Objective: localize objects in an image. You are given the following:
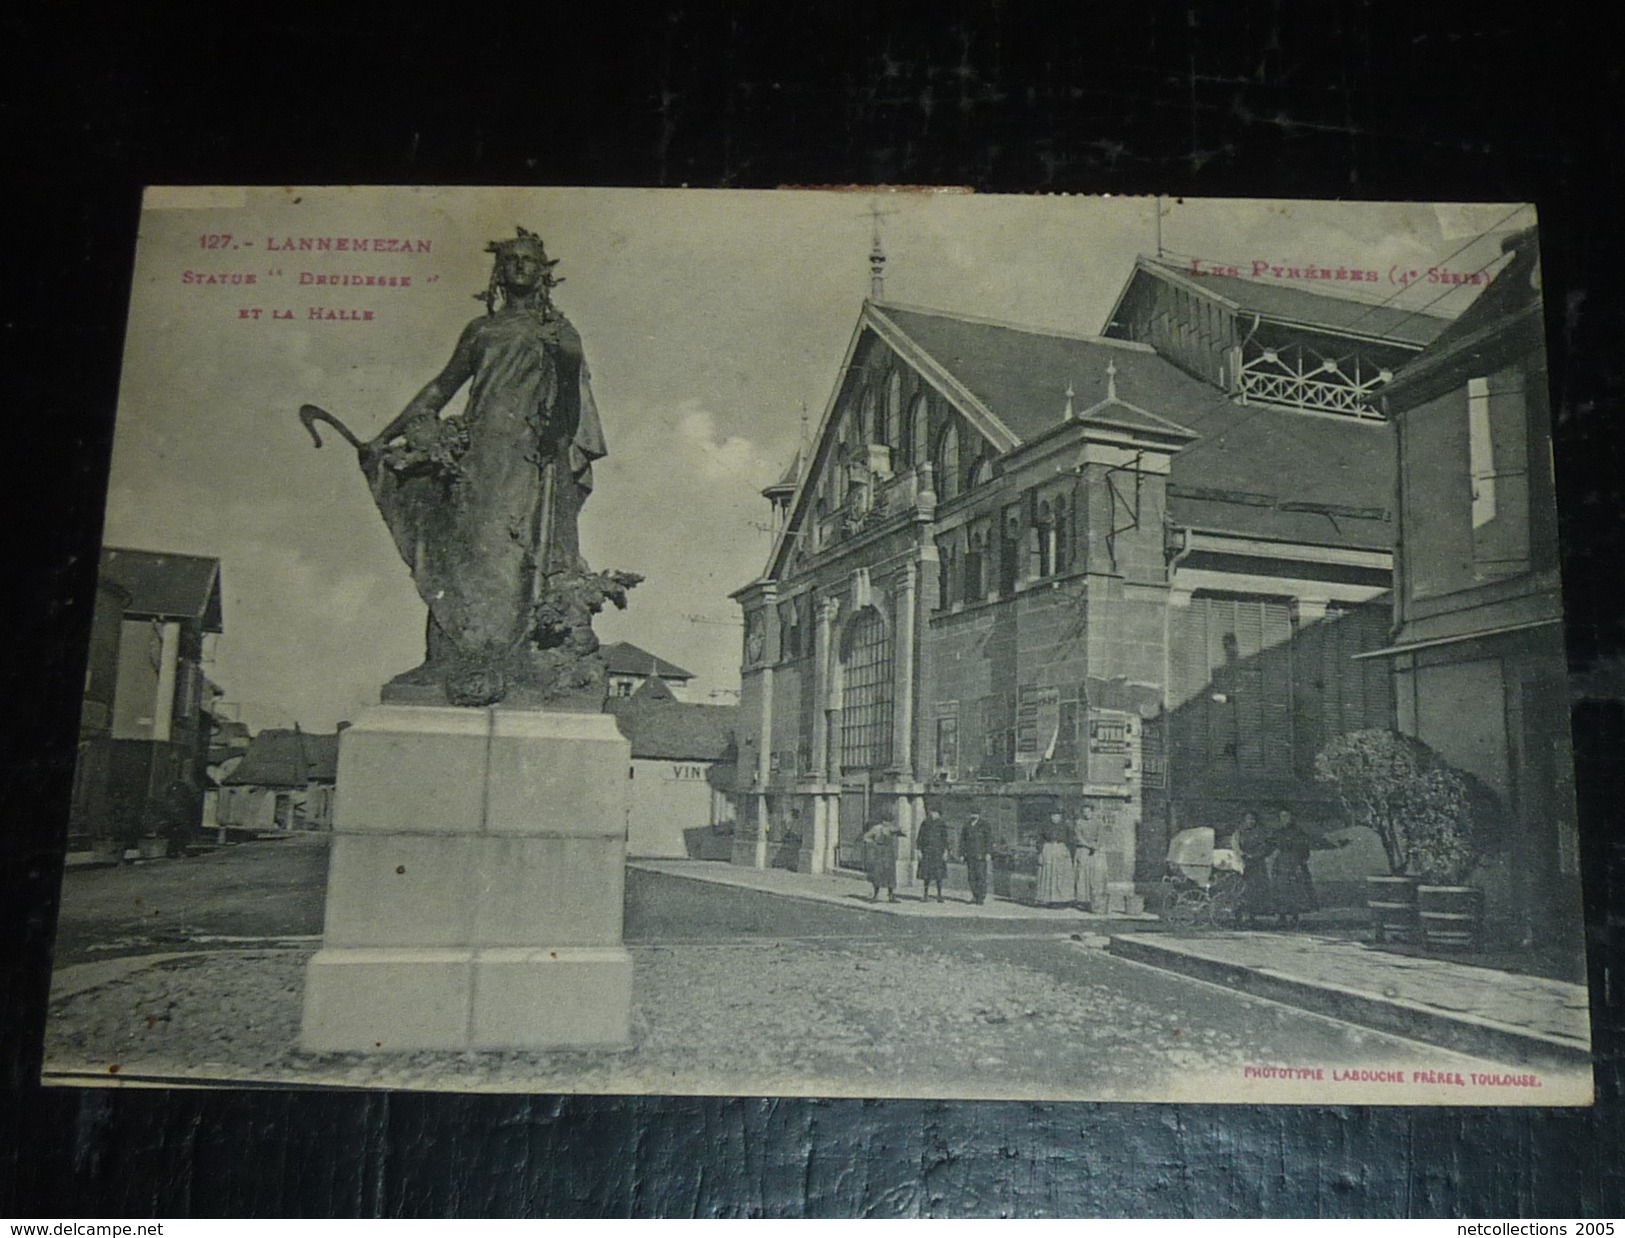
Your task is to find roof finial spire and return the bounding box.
[1063,381,1076,420]
[865,199,897,301]
[868,205,887,300]
[1106,359,1118,401]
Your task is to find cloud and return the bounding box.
[581,396,779,696]
[676,404,777,484]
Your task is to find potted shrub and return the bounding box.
[1314,730,1434,941]
[1313,729,1499,946]
[1408,766,1503,951]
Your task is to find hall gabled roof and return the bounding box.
[758,294,1400,581]
[873,304,1212,444]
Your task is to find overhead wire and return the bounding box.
[760,206,1533,550]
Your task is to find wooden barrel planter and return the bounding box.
[1366,875,1421,942]
[1417,885,1485,951]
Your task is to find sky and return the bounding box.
[101,188,1532,732]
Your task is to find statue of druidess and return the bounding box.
[300,228,639,706]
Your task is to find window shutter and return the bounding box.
[1233,602,1264,770]
[1260,601,1294,773]
[1204,598,1238,768]
[1357,604,1395,728]
[1169,600,1198,765]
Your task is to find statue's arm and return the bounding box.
[373,321,479,443]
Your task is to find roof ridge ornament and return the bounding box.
[869,223,887,300]
[865,200,898,301]
[1064,381,1076,421]
[1106,358,1119,402]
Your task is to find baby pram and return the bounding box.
[1159,827,1245,929]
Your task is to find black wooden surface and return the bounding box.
[2,3,1621,1217]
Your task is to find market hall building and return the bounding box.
[729,255,1454,897]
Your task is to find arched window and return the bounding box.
[999,507,1022,595]
[884,371,903,449]
[859,388,877,446]
[937,421,961,501]
[971,453,995,488]
[937,541,957,610]
[1035,499,1054,577]
[964,528,986,604]
[832,411,854,507]
[779,598,803,660]
[1051,495,1069,574]
[910,393,931,470]
[840,608,894,770]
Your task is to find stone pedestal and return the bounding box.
[300,705,633,1053]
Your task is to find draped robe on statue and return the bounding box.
[364,308,607,666]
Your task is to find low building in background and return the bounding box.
[217,725,342,833]
[85,548,224,850]
[200,715,253,834]
[602,641,697,701]
[604,675,738,858]
[68,575,132,850]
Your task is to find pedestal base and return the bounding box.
[298,704,633,1055]
[301,945,633,1052]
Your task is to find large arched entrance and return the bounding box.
[834,605,894,868]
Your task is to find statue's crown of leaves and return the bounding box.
[486,226,561,269]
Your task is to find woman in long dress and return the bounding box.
[1035,812,1074,907]
[1233,811,1275,928]
[862,819,903,903]
[1271,808,1349,928]
[1071,811,1111,912]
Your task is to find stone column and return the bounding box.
[300,705,632,1052]
[747,666,773,870]
[812,598,837,782]
[892,563,917,778]
[752,790,771,868]
[892,792,921,891]
[800,791,832,875]
[823,791,841,873]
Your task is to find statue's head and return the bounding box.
[480,227,562,311]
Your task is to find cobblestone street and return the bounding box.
[43,843,1527,1101]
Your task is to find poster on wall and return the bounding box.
[46,186,1590,1104]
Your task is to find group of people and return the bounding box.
[857,803,1343,923]
[1228,808,1350,929]
[860,807,1118,909]
[859,809,997,905]
[1035,810,1114,911]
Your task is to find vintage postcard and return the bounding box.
[45,187,1591,1104]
